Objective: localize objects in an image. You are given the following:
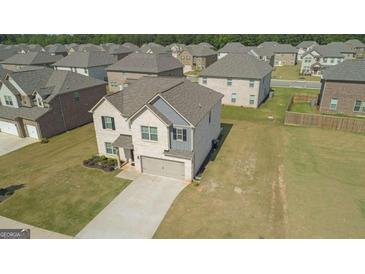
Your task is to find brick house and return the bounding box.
[178,45,217,72]
[318,59,365,116]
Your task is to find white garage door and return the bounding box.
[0,121,19,136]
[26,125,39,139]
[141,156,185,180]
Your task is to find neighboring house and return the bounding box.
[178,45,217,72]
[296,41,318,61]
[0,48,17,62]
[0,67,106,139]
[1,52,62,71]
[251,43,297,66]
[198,42,215,49]
[106,52,183,93]
[65,43,79,53]
[249,46,274,64]
[69,43,104,53]
[345,39,365,58]
[122,42,140,52]
[140,43,171,55]
[300,46,345,76]
[16,44,45,54]
[102,44,133,61]
[0,66,10,80]
[199,54,272,108]
[217,42,249,59]
[45,44,68,57]
[90,77,223,181]
[53,51,115,81]
[167,43,185,58]
[318,59,365,116]
[326,42,356,60]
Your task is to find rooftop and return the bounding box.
[53,51,115,68]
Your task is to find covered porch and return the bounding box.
[112,134,135,168]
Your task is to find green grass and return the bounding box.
[154,87,365,238]
[0,124,131,236]
[272,64,320,81]
[290,102,316,113]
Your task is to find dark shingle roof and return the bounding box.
[185,45,217,57]
[53,51,115,68]
[198,42,214,49]
[218,42,248,54]
[272,44,297,54]
[45,44,67,54]
[122,43,140,51]
[105,44,133,55]
[0,49,17,61]
[141,43,170,54]
[105,77,223,126]
[106,52,182,73]
[112,134,134,149]
[322,59,365,82]
[0,105,49,120]
[346,39,365,49]
[1,52,62,65]
[258,41,279,48]
[303,46,344,58]
[296,41,318,49]
[0,65,10,80]
[326,42,356,54]
[77,44,104,52]
[200,53,272,79]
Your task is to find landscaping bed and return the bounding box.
[83,155,119,172]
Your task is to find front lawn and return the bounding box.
[0,124,130,236]
[154,87,365,238]
[272,64,320,82]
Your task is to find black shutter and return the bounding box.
[173,128,177,140]
[183,129,187,141]
[101,116,106,129]
[111,117,115,130]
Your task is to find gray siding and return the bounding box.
[153,98,192,151]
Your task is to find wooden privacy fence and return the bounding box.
[285,95,365,133]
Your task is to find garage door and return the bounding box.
[0,121,19,136]
[26,125,39,139]
[141,156,185,180]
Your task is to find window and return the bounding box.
[227,78,232,86]
[304,57,311,63]
[323,58,327,63]
[249,80,255,88]
[354,100,365,112]
[231,92,237,103]
[4,95,13,106]
[173,128,187,142]
[202,77,207,85]
[249,95,255,105]
[141,126,158,141]
[73,91,80,102]
[105,142,118,154]
[102,116,115,130]
[123,83,129,88]
[330,98,338,110]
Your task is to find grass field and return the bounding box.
[272,64,320,81]
[154,87,365,238]
[290,102,316,113]
[0,124,130,236]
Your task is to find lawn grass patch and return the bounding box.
[272,64,320,81]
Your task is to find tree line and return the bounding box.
[1,34,364,49]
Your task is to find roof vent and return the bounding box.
[199,103,202,108]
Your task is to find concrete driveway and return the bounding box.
[0,133,38,156]
[76,174,188,239]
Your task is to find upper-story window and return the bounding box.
[102,116,115,130]
[202,77,207,85]
[330,98,338,110]
[330,58,334,64]
[227,78,232,86]
[173,127,187,142]
[4,95,13,106]
[110,81,119,87]
[304,57,311,63]
[231,92,237,103]
[323,58,327,63]
[249,95,256,105]
[73,91,80,102]
[249,80,255,88]
[141,126,158,141]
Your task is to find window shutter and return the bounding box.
[111,117,115,130]
[173,128,177,140]
[183,129,187,141]
[101,116,106,129]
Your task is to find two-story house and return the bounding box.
[251,43,297,66]
[178,45,217,72]
[300,46,345,76]
[45,44,68,57]
[0,67,106,139]
[106,52,183,93]
[296,41,318,61]
[318,59,365,116]
[53,51,116,81]
[140,43,171,55]
[326,42,356,60]
[90,77,223,181]
[345,39,365,58]
[1,52,62,71]
[199,54,272,108]
[101,44,133,61]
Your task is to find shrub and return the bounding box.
[40,138,49,144]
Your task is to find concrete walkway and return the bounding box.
[0,216,72,239]
[76,174,188,239]
[0,133,38,156]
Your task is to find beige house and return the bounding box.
[199,54,272,108]
[106,53,183,93]
[90,77,223,181]
[178,45,217,72]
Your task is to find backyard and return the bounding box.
[0,124,131,236]
[272,64,320,81]
[154,87,365,238]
